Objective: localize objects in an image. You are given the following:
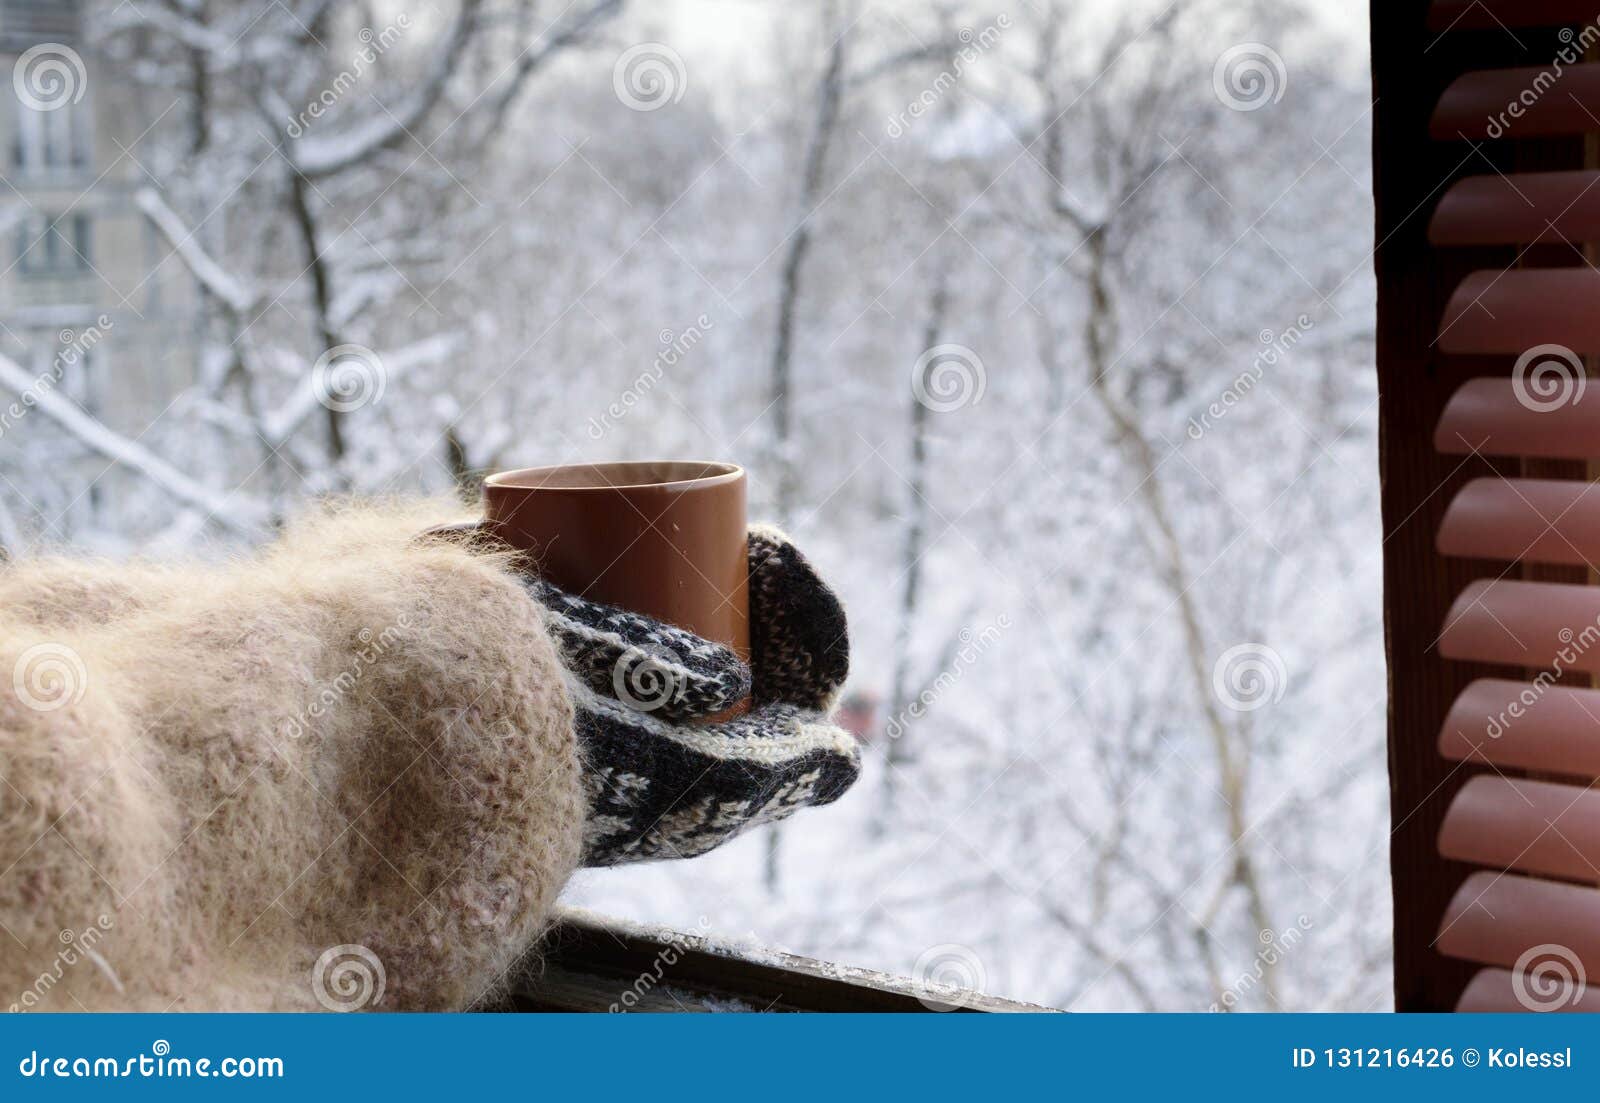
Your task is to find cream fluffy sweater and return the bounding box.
[0,504,585,1011]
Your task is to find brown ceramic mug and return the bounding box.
[482,461,750,663]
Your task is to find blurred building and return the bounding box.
[0,0,201,532]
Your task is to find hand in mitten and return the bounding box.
[528,526,860,866]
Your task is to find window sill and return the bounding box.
[494,908,1052,1013]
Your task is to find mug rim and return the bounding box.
[485,460,743,493]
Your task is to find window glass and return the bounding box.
[17,213,91,275]
[11,99,88,174]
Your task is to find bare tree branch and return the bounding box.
[0,354,269,535]
[135,188,258,315]
[290,0,484,178]
[478,0,626,135]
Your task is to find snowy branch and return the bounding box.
[290,0,484,179]
[0,354,269,535]
[257,333,462,447]
[479,0,626,131]
[846,42,959,89]
[135,188,258,315]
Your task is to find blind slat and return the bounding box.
[1433,65,1600,139]
[1456,968,1597,1012]
[1436,378,1600,458]
[1439,269,1600,354]
[1439,775,1600,882]
[1438,477,1600,564]
[1439,579,1600,671]
[1431,171,1600,245]
[1440,678,1600,778]
[1438,872,1600,975]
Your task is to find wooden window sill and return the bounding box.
[491,908,1051,1013]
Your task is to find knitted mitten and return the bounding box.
[529,525,860,866]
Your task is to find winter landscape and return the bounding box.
[0,0,1384,1010]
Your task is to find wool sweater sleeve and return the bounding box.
[0,503,585,1011]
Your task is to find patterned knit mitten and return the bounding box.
[530,525,860,866]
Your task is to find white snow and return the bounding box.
[6,0,1386,1012]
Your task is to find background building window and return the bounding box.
[17,212,91,276]
[0,0,82,50]
[11,99,89,176]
